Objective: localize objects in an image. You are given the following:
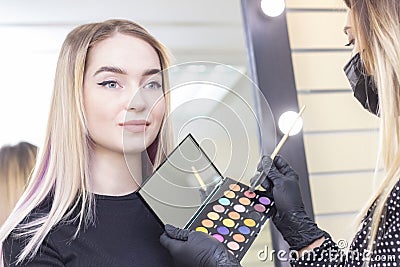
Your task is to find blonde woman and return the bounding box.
[251,0,400,266]
[0,142,37,225]
[0,19,240,267]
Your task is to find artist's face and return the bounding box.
[83,33,165,154]
[343,10,360,56]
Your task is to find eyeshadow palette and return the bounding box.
[186,177,275,260]
[138,133,275,261]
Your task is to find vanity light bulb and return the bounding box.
[278,111,303,136]
[261,0,285,17]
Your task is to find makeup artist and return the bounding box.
[0,19,240,267]
[251,0,400,266]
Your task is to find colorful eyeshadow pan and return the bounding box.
[213,234,224,242]
[233,234,245,243]
[222,218,235,227]
[217,226,230,235]
[238,197,251,206]
[218,198,230,206]
[244,218,256,227]
[213,204,225,213]
[244,190,256,199]
[188,177,274,261]
[207,212,220,220]
[228,211,240,220]
[224,190,236,198]
[202,219,214,228]
[259,196,271,205]
[238,225,251,235]
[196,226,208,233]
[229,184,241,192]
[233,204,246,213]
[227,241,240,251]
[254,203,266,213]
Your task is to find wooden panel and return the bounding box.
[316,213,358,243]
[310,172,375,215]
[287,0,367,250]
[286,0,345,9]
[304,132,379,173]
[287,12,347,49]
[298,93,380,132]
[292,52,353,90]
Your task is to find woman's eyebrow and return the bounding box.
[93,66,127,76]
[142,68,162,77]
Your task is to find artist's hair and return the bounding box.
[344,0,400,256]
[0,19,173,264]
[0,142,38,225]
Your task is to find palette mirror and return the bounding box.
[139,133,225,228]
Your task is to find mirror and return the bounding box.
[0,1,276,266]
[139,134,224,228]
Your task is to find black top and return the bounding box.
[3,192,174,267]
[291,179,400,266]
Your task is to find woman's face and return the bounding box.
[344,10,360,56]
[83,33,165,154]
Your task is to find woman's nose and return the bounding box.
[126,88,146,112]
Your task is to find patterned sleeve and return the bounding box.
[290,236,345,266]
[289,181,400,266]
[290,212,400,266]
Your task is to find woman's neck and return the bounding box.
[89,145,142,196]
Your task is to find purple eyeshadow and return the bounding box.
[217,226,230,235]
[259,196,271,205]
[238,225,251,235]
[212,234,224,242]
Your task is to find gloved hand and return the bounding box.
[250,155,328,251]
[160,224,241,267]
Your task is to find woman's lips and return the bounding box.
[119,120,150,133]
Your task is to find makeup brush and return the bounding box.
[249,105,306,192]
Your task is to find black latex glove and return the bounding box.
[160,224,241,267]
[250,155,328,251]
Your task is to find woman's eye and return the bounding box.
[144,81,162,90]
[97,80,121,89]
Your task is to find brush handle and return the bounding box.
[249,105,306,192]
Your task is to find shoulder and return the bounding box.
[2,197,65,266]
[3,231,63,266]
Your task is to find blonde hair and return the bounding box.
[345,0,400,257]
[0,19,173,264]
[0,142,37,225]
